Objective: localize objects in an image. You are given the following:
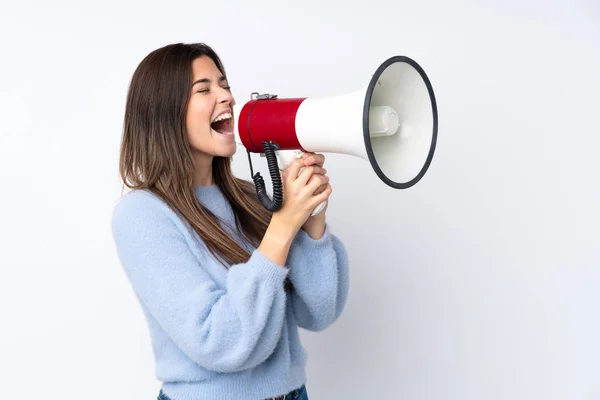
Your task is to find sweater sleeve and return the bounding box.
[286,225,350,331]
[110,191,289,373]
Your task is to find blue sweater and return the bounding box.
[111,184,350,400]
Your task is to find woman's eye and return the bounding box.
[196,86,230,94]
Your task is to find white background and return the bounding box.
[1,0,599,399]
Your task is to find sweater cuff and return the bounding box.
[293,224,333,249]
[249,249,290,282]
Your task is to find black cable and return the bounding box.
[249,141,283,212]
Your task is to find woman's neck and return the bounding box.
[193,154,214,186]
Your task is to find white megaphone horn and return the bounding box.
[232,55,438,215]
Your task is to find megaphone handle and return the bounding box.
[276,150,328,217]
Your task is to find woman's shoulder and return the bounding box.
[112,188,166,213]
[111,189,182,233]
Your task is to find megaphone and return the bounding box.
[232,55,438,215]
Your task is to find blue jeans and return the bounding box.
[157,384,308,400]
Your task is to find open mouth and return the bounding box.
[211,112,233,135]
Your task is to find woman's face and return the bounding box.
[186,56,236,162]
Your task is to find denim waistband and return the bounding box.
[157,384,305,400]
[268,384,304,400]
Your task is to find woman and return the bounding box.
[111,42,350,400]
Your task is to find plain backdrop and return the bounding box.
[1,0,598,399]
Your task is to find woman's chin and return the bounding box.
[209,129,236,154]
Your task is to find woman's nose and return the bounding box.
[218,88,234,104]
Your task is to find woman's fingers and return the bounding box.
[313,182,329,195]
[285,158,304,185]
[282,154,330,203]
[311,183,332,206]
[305,172,329,195]
[296,165,327,185]
[302,152,325,168]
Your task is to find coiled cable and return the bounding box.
[249,141,283,212]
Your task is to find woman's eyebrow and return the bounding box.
[192,76,227,87]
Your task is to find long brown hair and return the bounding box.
[119,42,273,267]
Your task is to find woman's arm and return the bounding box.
[283,152,350,331]
[286,224,350,331]
[111,191,290,373]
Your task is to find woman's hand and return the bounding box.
[300,152,329,195]
[259,152,331,266]
[298,152,330,239]
[272,154,332,238]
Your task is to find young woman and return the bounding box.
[111,42,350,400]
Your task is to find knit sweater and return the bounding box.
[110,184,350,400]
